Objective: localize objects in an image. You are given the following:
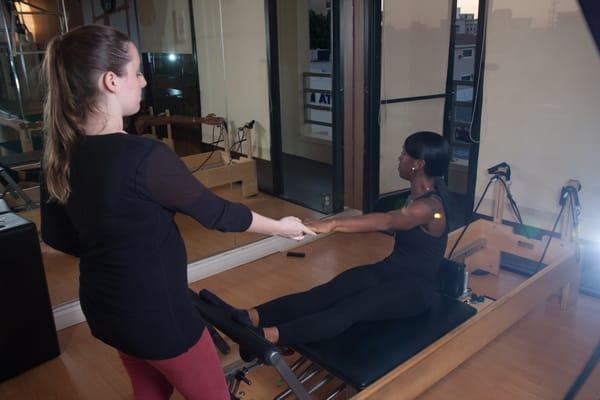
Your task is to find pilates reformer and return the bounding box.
[190,260,477,400]
[189,168,582,399]
[134,109,258,197]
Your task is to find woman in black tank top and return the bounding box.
[202,132,451,349]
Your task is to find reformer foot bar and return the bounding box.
[189,291,315,400]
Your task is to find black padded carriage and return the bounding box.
[190,259,477,399]
[293,293,476,390]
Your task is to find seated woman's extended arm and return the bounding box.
[307,199,437,234]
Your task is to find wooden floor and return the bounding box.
[19,184,322,307]
[1,231,598,399]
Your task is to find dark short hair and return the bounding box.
[404,131,450,177]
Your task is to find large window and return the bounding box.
[365,0,453,211]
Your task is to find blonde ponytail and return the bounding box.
[42,35,81,203]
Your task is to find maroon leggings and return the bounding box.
[119,328,229,400]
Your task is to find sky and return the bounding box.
[459,0,479,18]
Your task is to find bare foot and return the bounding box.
[263,327,279,344]
[248,308,260,327]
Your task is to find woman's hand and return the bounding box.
[304,219,336,234]
[277,216,316,240]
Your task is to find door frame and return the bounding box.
[264,0,344,213]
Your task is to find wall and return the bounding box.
[476,0,600,241]
[81,0,140,46]
[192,0,271,160]
[136,0,190,53]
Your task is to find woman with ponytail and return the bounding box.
[40,25,313,400]
[200,132,451,350]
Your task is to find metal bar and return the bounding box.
[274,364,321,400]
[289,356,308,373]
[14,50,45,55]
[296,364,319,382]
[14,11,60,16]
[303,71,332,78]
[59,0,69,32]
[381,93,446,105]
[306,119,332,127]
[0,2,25,119]
[272,358,313,400]
[18,45,30,94]
[229,378,241,398]
[307,374,333,394]
[324,383,347,400]
[331,0,343,213]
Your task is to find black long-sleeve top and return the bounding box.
[41,133,253,359]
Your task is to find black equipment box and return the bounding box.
[0,212,60,382]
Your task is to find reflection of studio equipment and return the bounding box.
[0,213,59,382]
[0,151,42,211]
[0,161,34,208]
[0,117,43,211]
[136,110,258,198]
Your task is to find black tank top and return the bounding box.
[384,191,448,285]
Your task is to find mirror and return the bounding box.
[0,0,325,309]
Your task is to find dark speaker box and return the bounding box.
[0,212,60,382]
[437,258,467,298]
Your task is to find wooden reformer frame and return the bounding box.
[350,178,582,399]
[135,109,258,198]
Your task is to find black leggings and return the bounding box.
[255,262,432,345]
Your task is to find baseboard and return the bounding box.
[53,301,87,331]
[53,208,362,331]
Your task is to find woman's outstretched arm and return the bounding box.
[306,199,438,234]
